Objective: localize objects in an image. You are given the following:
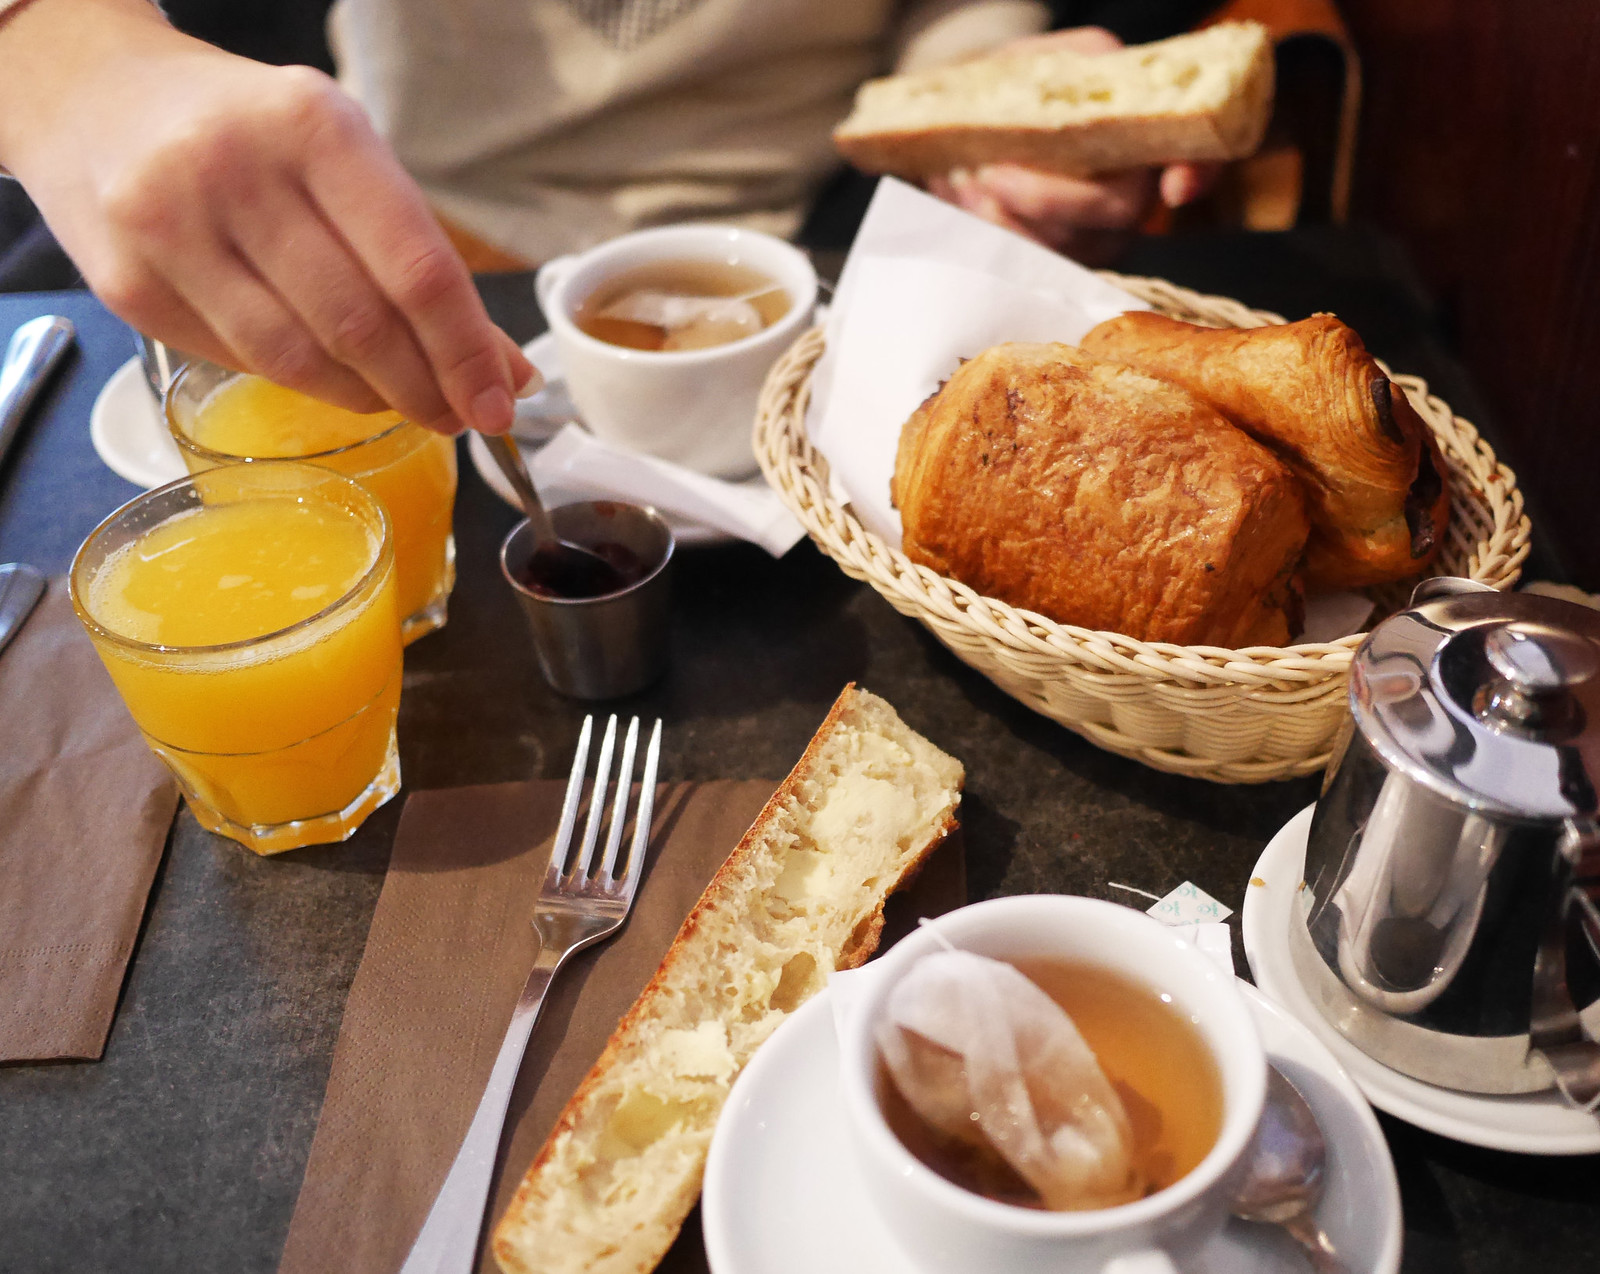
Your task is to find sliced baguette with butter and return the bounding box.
[834,21,1273,180]
[491,685,964,1274]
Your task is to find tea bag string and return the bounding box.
[916,915,959,953]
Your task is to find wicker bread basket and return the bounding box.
[754,274,1531,783]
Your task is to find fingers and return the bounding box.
[162,243,389,414]
[1160,162,1223,208]
[932,170,1036,239]
[229,180,460,427]
[294,82,519,435]
[498,329,540,401]
[94,166,388,413]
[970,164,1156,233]
[930,162,1161,264]
[995,25,1123,57]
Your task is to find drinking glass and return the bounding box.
[70,462,404,854]
[165,360,457,643]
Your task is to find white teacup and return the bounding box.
[836,896,1266,1274]
[535,225,818,480]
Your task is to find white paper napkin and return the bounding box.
[527,424,807,558]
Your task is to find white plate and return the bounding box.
[703,981,1401,1274]
[90,356,186,489]
[469,332,758,547]
[1243,805,1600,1155]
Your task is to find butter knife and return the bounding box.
[0,562,45,657]
[0,314,75,472]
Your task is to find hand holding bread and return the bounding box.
[835,22,1273,186]
[917,28,1227,255]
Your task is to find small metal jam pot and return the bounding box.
[1291,578,1600,1107]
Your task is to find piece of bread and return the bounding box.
[833,21,1273,180]
[891,342,1309,646]
[1078,311,1452,589]
[491,685,964,1274]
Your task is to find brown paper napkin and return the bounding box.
[0,581,179,1062]
[280,777,964,1274]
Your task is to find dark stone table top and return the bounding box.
[0,231,1593,1274]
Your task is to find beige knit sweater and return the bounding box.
[329,0,1047,262]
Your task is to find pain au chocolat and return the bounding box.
[1078,312,1450,590]
[891,343,1310,647]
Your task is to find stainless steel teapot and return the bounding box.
[1290,578,1600,1107]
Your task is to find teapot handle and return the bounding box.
[1529,820,1600,1111]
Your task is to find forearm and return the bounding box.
[0,0,186,178]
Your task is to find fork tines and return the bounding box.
[548,715,662,892]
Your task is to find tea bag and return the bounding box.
[598,289,765,350]
[876,949,1144,1211]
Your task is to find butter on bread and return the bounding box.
[893,342,1309,647]
[833,21,1273,180]
[491,685,963,1274]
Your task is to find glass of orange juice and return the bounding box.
[165,361,457,644]
[69,462,404,855]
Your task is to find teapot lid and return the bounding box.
[1351,581,1600,822]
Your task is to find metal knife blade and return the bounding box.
[0,561,45,657]
[0,315,76,472]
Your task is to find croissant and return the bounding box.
[892,343,1309,646]
[1078,312,1450,590]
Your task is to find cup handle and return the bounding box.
[1101,1251,1180,1274]
[534,254,577,320]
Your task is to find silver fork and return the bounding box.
[399,713,663,1274]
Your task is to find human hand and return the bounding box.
[925,27,1221,263]
[0,0,534,434]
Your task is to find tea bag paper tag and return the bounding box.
[1148,881,1233,925]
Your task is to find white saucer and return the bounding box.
[703,981,1401,1274]
[1242,805,1600,1155]
[468,332,751,547]
[90,356,186,488]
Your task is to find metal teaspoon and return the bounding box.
[1231,1065,1347,1273]
[483,432,630,597]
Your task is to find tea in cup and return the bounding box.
[535,225,818,479]
[836,895,1266,1274]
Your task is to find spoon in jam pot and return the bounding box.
[1230,1065,1346,1273]
[483,433,631,599]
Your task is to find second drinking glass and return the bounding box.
[165,361,458,643]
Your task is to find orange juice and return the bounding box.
[168,369,457,643]
[72,465,403,854]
